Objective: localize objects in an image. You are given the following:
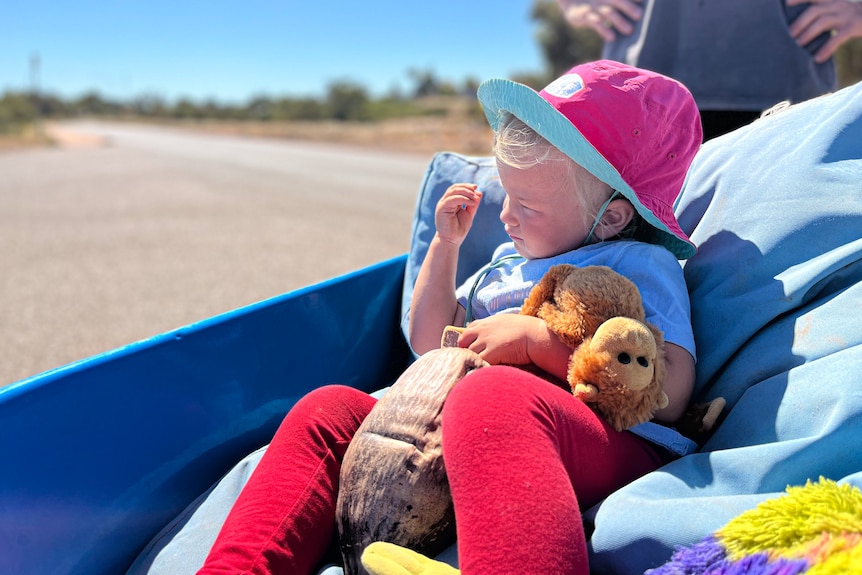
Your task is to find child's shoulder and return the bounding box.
[562,242,687,289]
[565,240,680,268]
[489,240,684,279]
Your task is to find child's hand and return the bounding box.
[434,183,482,247]
[456,314,539,366]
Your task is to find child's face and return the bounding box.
[497,158,598,259]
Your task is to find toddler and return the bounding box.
[198,60,702,575]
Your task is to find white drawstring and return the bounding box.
[583,191,620,246]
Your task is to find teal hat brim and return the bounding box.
[478,78,695,260]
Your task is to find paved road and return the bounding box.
[0,121,433,386]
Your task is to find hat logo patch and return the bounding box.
[544,74,585,99]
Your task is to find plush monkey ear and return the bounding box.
[520,264,565,316]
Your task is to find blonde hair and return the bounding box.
[493,113,638,241]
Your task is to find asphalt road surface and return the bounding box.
[0,121,433,386]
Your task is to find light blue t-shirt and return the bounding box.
[455,240,700,455]
[456,240,696,359]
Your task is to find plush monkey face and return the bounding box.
[591,317,656,391]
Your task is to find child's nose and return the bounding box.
[499,197,515,226]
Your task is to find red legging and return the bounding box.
[198,367,665,574]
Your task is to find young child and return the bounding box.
[197,60,702,575]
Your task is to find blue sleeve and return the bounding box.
[611,244,696,360]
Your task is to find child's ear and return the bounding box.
[594,199,635,240]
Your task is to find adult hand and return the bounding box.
[556,0,644,42]
[787,0,862,62]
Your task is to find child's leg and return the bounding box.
[441,366,665,574]
[198,384,376,575]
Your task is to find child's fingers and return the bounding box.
[440,186,482,212]
[435,184,483,242]
[443,183,482,201]
[441,195,481,214]
[448,182,477,192]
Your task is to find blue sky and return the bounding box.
[1,0,545,104]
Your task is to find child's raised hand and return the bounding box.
[434,183,483,246]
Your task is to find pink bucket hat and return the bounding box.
[478,59,702,259]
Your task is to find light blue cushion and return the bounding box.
[586,82,862,573]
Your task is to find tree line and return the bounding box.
[0,71,483,134]
[3,0,862,135]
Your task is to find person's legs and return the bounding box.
[441,366,665,574]
[198,385,376,575]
